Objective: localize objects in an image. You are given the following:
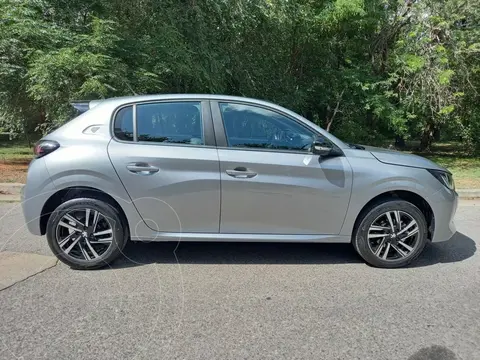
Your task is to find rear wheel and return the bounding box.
[353,200,428,268]
[46,198,128,270]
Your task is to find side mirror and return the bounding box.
[312,141,333,156]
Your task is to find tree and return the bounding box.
[0,0,478,152]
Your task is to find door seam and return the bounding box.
[106,138,147,224]
[338,156,355,235]
[217,148,222,233]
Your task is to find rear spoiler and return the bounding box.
[71,100,103,114]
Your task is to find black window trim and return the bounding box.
[132,103,138,142]
[210,100,339,155]
[111,99,216,148]
[112,104,135,142]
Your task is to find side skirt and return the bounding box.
[131,232,351,243]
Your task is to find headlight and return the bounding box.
[427,169,455,191]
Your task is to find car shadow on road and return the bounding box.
[111,232,476,269]
[411,231,477,268]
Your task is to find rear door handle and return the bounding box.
[226,167,257,179]
[126,163,159,175]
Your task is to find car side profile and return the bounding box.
[22,94,458,269]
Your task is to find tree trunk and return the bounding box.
[324,89,345,133]
[420,124,435,151]
[24,126,31,147]
[395,135,405,149]
[326,119,333,132]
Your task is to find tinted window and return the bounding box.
[219,103,316,152]
[114,106,134,141]
[137,102,204,145]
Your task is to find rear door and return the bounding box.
[108,100,220,233]
[211,101,353,235]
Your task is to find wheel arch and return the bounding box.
[40,186,130,236]
[352,190,435,241]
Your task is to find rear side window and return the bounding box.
[114,106,134,141]
[136,102,204,145]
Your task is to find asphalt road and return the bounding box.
[0,201,479,360]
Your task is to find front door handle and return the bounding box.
[126,163,159,175]
[226,167,257,179]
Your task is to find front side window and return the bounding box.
[219,103,316,152]
[136,102,204,145]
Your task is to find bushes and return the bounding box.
[0,0,479,152]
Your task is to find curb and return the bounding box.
[457,189,480,199]
[0,183,23,194]
[0,183,23,202]
[0,195,21,202]
[0,252,58,291]
[0,183,479,201]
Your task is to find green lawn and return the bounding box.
[0,138,33,183]
[407,141,480,189]
[0,139,478,188]
[0,143,33,161]
[0,135,35,160]
[423,156,480,189]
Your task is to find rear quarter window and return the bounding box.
[114,106,134,141]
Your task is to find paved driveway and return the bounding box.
[0,202,478,360]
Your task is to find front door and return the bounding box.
[108,100,220,233]
[213,102,352,235]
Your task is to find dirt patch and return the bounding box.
[455,178,480,189]
[0,158,31,166]
[0,162,28,183]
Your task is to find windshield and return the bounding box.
[297,114,349,149]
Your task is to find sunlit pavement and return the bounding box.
[0,201,478,360]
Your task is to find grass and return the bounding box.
[0,138,478,188]
[0,139,33,183]
[0,145,34,160]
[0,135,35,159]
[404,141,480,189]
[423,156,480,189]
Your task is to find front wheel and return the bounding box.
[353,200,428,268]
[46,198,128,270]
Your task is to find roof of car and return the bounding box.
[89,94,278,109]
[52,93,348,150]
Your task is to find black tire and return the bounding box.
[352,199,428,268]
[46,197,128,270]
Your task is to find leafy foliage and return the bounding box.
[0,0,479,152]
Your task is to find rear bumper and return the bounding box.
[21,158,57,236]
[430,189,458,243]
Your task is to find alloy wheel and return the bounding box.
[55,208,113,261]
[367,210,420,261]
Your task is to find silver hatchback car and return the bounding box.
[22,94,458,269]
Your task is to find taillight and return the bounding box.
[33,140,60,158]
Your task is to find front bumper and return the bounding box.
[430,189,458,242]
